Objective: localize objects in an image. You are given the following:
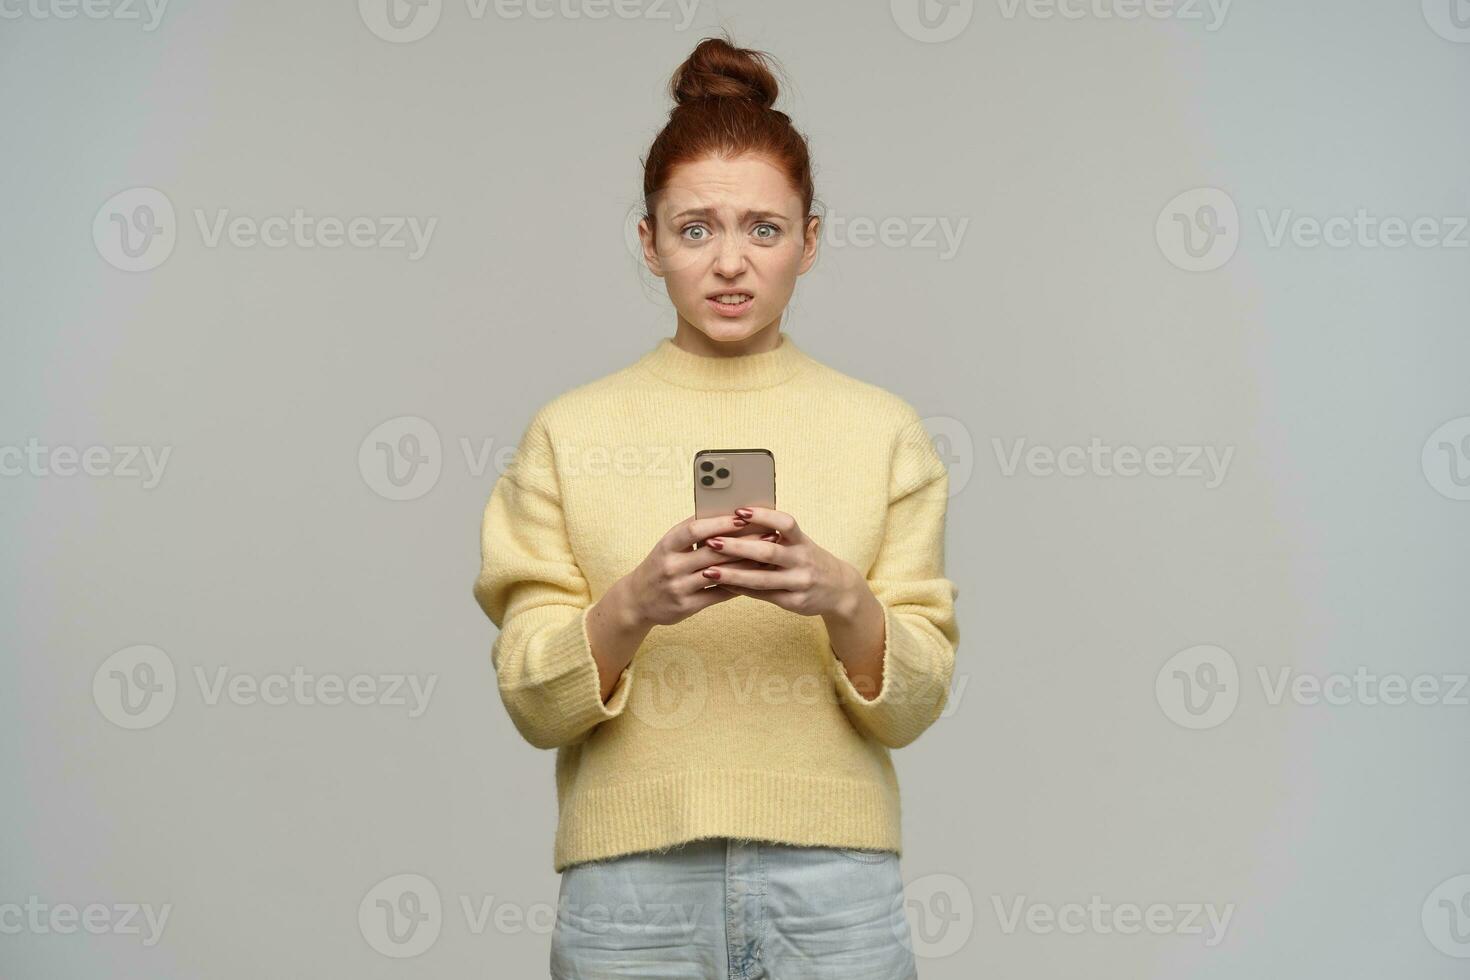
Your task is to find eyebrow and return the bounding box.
[669,207,787,223]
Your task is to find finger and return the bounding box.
[672,512,761,552]
[732,506,802,542]
[689,578,740,607]
[700,534,795,568]
[699,563,803,590]
[669,545,752,578]
[676,557,767,595]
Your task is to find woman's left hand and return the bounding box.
[698,506,861,617]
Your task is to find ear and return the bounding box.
[638,217,665,279]
[798,214,820,275]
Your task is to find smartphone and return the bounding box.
[692,448,775,552]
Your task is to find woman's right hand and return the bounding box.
[586,512,769,704]
[619,512,768,628]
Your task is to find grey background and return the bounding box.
[3,0,1468,976]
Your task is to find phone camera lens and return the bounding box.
[700,461,713,472]
[715,467,729,478]
[700,475,714,486]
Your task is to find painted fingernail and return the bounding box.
[735,508,753,519]
[707,537,724,549]
[760,532,778,541]
[733,518,748,527]
[703,568,720,579]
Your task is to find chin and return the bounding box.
[694,313,770,344]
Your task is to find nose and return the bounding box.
[712,233,747,276]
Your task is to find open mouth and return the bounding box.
[706,293,754,316]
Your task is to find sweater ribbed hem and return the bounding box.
[553,768,901,872]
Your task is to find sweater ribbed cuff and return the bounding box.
[829,602,949,750]
[503,606,634,748]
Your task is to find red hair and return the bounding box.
[640,32,816,241]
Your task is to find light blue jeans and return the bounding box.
[550,836,918,979]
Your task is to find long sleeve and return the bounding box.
[472,410,635,750]
[828,412,960,749]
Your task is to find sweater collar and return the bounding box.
[636,331,812,392]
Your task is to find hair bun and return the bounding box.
[670,34,780,110]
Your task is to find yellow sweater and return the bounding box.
[473,331,959,872]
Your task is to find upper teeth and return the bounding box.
[715,294,751,303]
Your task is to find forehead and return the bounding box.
[657,153,801,216]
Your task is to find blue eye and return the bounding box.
[682,224,709,241]
[753,223,779,240]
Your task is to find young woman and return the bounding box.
[474,33,959,980]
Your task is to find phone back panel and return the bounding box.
[693,449,775,522]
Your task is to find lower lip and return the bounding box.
[706,295,754,317]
